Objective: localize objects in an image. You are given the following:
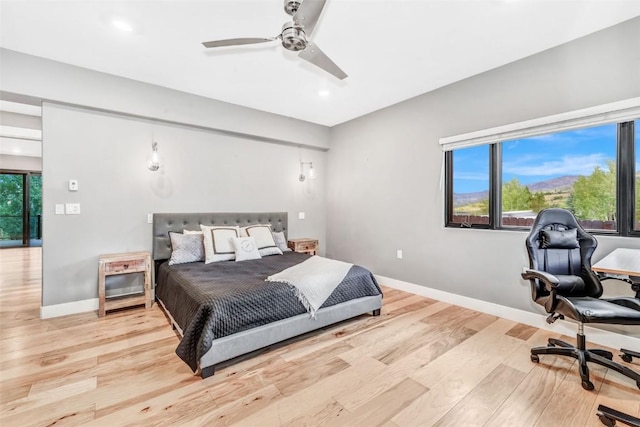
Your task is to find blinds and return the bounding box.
[439,97,640,151]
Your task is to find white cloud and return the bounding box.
[503,153,611,176]
[454,172,488,181]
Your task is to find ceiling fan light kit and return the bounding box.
[202,0,347,80]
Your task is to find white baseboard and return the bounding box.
[40,298,98,319]
[377,275,640,351]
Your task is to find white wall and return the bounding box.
[327,18,640,336]
[0,48,330,150]
[0,154,41,171]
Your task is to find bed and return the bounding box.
[152,212,383,378]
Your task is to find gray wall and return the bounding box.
[327,18,640,334]
[41,104,325,306]
[0,49,330,308]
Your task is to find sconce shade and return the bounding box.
[148,141,160,171]
[299,160,314,182]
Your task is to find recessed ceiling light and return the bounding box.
[112,19,133,32]
[318,90,330,97]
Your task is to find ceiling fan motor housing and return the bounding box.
[283,0,301,16]
[281,22,307,51]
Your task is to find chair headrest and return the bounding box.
[540,228,579,249]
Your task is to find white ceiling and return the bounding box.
[1,0,639,127]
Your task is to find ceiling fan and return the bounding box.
[202,0,347,80]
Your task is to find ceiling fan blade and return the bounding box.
[293,0,326,36]
[298,42,347,80]
[202,37,277,48]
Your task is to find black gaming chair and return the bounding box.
[521,208,640,393]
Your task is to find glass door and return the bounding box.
[0,171,41,248]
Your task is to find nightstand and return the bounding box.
[98,251,152,317]
[287,238,318,255]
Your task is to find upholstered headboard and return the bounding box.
[152,212,288,261]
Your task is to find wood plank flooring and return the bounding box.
[1,247,638,426]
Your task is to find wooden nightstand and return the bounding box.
[287,238,318,255]
[98,251,152,317]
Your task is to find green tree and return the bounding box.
[569,160,616,221]
[0,174,24,240]
[530,192,547,212]
[502,178,532,211]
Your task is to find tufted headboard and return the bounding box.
[152,212,288,262]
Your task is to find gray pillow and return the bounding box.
[540,228,579,249]
[272,231,291,252]
[169,232,205,265]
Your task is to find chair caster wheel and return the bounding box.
[582,380,595,391]
[597,413,616,426]
[531,354,539,363]
[621,353,633,363]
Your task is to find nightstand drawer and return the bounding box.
[104,259,145,273]
[287,238,319,255]
[297,242,317,251]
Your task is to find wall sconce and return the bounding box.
[299,161,315,182]
[147,141,160,171]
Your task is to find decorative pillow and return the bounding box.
[540,228,579,249]
[243,224,283,257]
[183,229,203,235]
[168,232,204,265]
[272,231,291,252]
[200,225,240,263]
[231,236,262,262]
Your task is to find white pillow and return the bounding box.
[272,231,291,252]
[243,224,283,257]
[183,229,203,235]
[231,236,262,262]
[200,225,240,263]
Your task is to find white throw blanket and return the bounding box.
[266,256,353,318]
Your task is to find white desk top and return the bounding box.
[592,248,640,276]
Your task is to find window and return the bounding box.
[633,120,640,231]
[445,119,638,237]
[501,124,617,230]
[448,145,490,226]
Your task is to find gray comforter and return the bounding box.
[156,251,382,372]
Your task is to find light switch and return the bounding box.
[69,180,78,191]
[65,203,80,214]
[147,213,153,224]
[298,212,305,220]
[55,204,65,215]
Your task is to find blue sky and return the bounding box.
[453,123,622,194]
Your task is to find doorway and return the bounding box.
[0,171,42,248]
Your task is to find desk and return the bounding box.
[592,248,640,298]
[592,247,640,364]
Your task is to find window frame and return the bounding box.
[444,120,639,237]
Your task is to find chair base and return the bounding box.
[597,404,640,427]
[531,335,640,391]
[621,348,640,363]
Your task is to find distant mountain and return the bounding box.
[453,190,489,206]
[453,175,580,206]
[525,175,579,192]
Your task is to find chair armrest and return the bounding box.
[522,269,559,291]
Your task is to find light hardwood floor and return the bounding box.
[1,247,638,426]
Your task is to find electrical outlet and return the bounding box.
[298,212,305,220]
[69,179,78,191]
[396,249,403,259]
